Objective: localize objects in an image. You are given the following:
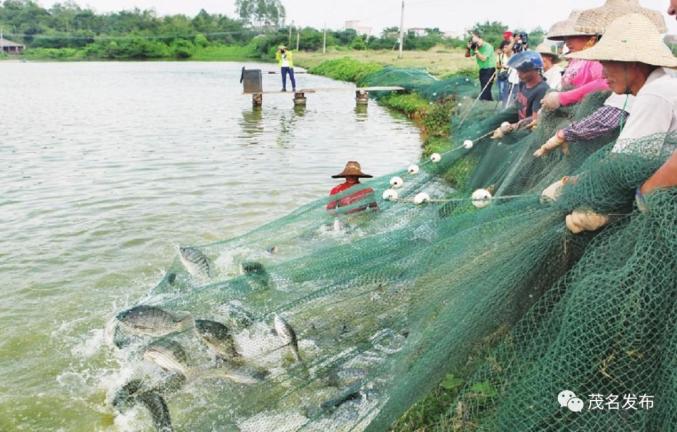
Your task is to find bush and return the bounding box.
[171,39,194,59]
[350,36,367,51]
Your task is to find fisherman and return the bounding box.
[540,10,608,111]
[546,14,677,233]
[491,51,550,139]
[535,43,564,90]
[276,45,296,92]
[327,161,378,214]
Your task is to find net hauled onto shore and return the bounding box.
[102,73,676,432]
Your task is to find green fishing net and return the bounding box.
[105,71,676,432]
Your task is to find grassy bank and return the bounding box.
[295,46,473,78]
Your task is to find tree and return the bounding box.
[235,0,285,28]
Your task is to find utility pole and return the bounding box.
[323,24,327,54]
[288,20,294,46]
[398,0,405,59]
[296,31,300,51]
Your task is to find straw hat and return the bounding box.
[535,43,561,62]
[568,13,677,68]
[574,0,667,35]
[332,161,373,178]
[547,11,595,41]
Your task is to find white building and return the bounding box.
[345,20,373,36]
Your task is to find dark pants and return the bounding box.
[478,67,496,101]
[281,67,296,91]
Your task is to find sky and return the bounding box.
[37,0,677,35]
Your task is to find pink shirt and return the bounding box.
[559,59,609,106]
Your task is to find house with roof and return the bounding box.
[0,37,25,54]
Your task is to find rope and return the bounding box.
[457,69,497,127]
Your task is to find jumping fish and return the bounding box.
[194,319,241,361]
[116,305,193,337]
[178,246,211,278]
[240,261,272,290]
[273,314,302,363]
[111,379,174,432]
[143,338,261,385]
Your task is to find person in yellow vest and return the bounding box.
[275,45,296,92]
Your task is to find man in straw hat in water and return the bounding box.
[327,161,378,214]
[557,12,677,233]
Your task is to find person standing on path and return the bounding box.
[276,45,296,92]
[465,31,497,101]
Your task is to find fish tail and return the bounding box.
[177,314,195,332]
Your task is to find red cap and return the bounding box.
[503,31,513,40]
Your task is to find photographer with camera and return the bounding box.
[275,45,296,92]
[465,30,497,101]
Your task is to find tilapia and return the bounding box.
[273,314,302,363]
[116,305,193,337]
[111,379,174,432]
[143,338,260,385]
[194,319,241,360]
[143,339,190,375]
[240,261,272,290]
[178,246,211,278]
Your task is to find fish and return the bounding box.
[178,246,211,278]
[194,319,241,361]
[116,305,193,337]
[111,380,174,431]
[143,339,190,375]
[143,338,261,385]
[240,261,272,290]
[137,391,173,432]
[273,314,302,363]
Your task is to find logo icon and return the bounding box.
[558,390,584,412]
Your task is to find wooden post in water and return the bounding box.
[252,93,263,107]
[356,90,369,106]
[293,91,307,106]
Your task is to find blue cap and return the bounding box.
[507,50,544,71]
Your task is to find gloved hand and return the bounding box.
[534,133,568,157]
[565,210,609,234]
[541,92,561,111]
[491,123,514,140]
[540,176,570,203]
[635,188,648,213]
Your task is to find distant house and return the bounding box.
[0,37,24,54]
[408,28,428,37]
[344,20,373,36]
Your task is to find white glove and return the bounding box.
[565,210,609,234]
[541,92,561,111]
[491,127,504,140]
[534,134,567,158]
[541,177,569,203]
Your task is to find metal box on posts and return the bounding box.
[241,67,262,93]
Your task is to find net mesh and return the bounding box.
[104,67,676,432]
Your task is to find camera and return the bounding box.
[468,40,478,50]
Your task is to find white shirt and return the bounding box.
[543,65,564,90]
[613,68,677,155]
[281,54,290,68]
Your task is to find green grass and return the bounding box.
[191,44,258,61]
[308,57,383,85]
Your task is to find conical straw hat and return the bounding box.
[568,13,677,68]
[547,11,594,41]
[535,43,561,62]
[332,161,373,178]
[574,0,667,34]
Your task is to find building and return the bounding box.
[344,20,372,36]
[408,27,428,37]
[0,37,24,54]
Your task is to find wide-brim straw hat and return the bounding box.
[574,0,667,35]
[278,45,287,49]
[568,13,677,68]
[547,11,595,41]
[332,161,373,178]
[535,43,561,62]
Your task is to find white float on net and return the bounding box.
[382,189,399,201]
[408,164,420,175]
[389,176,404,188]
[471,188,493,208]
[430,153,442,163]
[463,140,474,149]
[414,192,431,205]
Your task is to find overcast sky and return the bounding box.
[37,0,677,34]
